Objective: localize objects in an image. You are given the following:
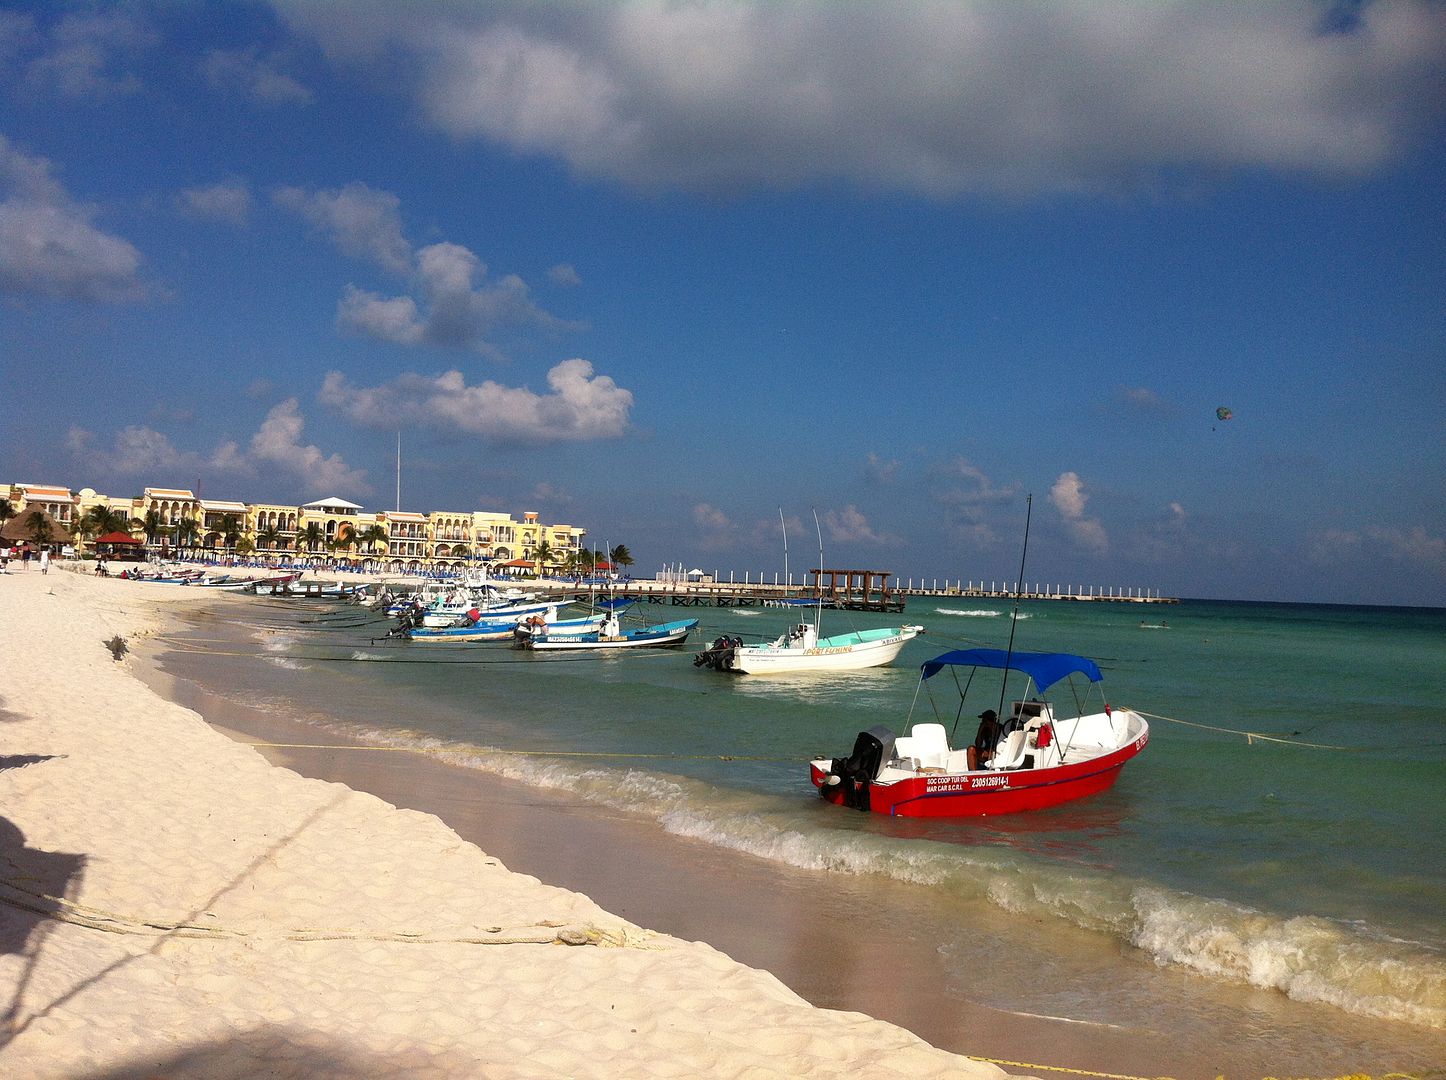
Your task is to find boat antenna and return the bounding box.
[779,507,789,589]
[811,506,824,635]
[996,493,1033,721]
[395,429,401,513]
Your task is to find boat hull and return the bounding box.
[809,727,1148,817]
[527,620,697,650]
[730,627,920,674]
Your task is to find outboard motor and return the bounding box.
[694,635,741,670]
[822,725,896,811]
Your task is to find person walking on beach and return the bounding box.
[39,547,49,574]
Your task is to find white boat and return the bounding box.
[696,621,924,674]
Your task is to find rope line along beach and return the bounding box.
[0,878,634,948]
[236,741,788,764]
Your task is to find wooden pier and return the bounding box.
[552,570,1177,612]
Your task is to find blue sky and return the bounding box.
[2,1,1443,605]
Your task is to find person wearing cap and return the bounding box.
[967,708,1003,771]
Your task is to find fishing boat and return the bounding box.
[522,610,698,651]
[809,648,1148,817]
[698,507,921,673]
[406,613,606,644]
[695,622,924,674]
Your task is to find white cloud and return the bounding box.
[338,241,573,355]
[824,504,896,545]
[203,47,313,105]
[111,425,187,474]
[17,10,154,99]
[276,1,1446,196]
[65,425,94,454]
[1050,471,1109,553]
[249,399,369,495]
[865,452,899,483]
[178,181,253,226]
[274,181,412,273]
[1315,525,1446,573]
[0,134,147,303]
[548,262,582,286]
[319,359,632,443]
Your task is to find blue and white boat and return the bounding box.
[522,611,698,651]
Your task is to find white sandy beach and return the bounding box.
[0,566,1018,1079]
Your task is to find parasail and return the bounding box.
[1216,407,1233,422]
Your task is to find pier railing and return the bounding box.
[550,577,1177,611]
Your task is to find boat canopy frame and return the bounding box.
[907,648,1107,743]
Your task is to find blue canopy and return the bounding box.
[920,648,1102,692]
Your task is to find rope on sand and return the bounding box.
[1135,710,1368,751]
[968,1056,1174,1080]
[0,878,634,948]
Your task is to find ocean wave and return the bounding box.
[284,716,1446,1032]
[935,608,1003,617]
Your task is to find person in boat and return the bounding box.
[967,709,1002,771]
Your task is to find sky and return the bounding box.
[2,1,1443,606]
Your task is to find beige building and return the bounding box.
[3,482,587,573]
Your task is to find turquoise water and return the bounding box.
[174,594,1446,1035]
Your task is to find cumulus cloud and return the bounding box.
[338,241,571,355]
[274,181,412,273]
[13,9,154,99]
[78,404,366,498]
[548,262,582,286]
[1312,525,1446,572]
[277,182,575,354]
[274,1,1446,196]
[934,456,1017,546]
[203,47,313,105]
[824,504,897,545]
[249,399,369,494]
[1113,385,1173,414]
[0,134,147,302]
[1050,471,1109,553]
[865,452,899,484]
[319,359,632,443]
[178,181,253,226]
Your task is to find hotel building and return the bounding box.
[2,483,587,573]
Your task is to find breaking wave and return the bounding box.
[324,718,1446,1032]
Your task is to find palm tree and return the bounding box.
[255,524,282,551]
[610,544,634,572]
[357,524,388,554]
[82,505,132,538]
[175,517,200,548]
[335,523,356,552]
[235,536,254,556]
[24,510,53,548]
[220,514,242,551]
[0,498,13,528]
[142,509,164,545]
[531,539,555,576]
[300,521,325,552]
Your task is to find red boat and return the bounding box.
[809,648,1148,817]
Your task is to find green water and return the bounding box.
[173,594,1446,1036]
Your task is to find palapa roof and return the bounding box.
[1,508,73,543]
[95,530,142,544]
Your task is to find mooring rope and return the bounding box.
[1135,710,1367,751]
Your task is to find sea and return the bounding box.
[156,592,1446,1074]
